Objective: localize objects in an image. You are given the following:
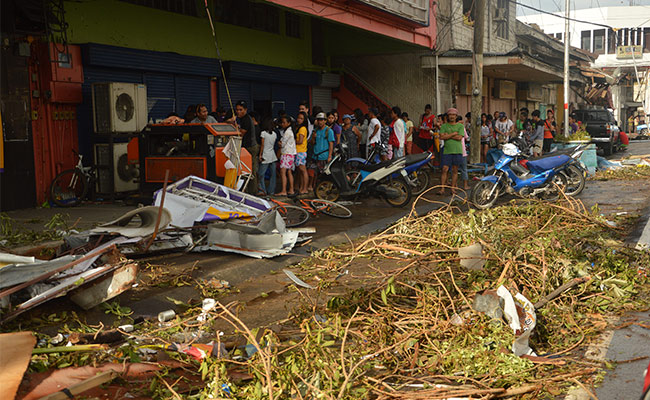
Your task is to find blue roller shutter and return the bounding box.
[272,84,309,118]
[219,79,250,110]
[144,73,176,121]
[175,75,211,117]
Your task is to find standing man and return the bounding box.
[366,108,381,158]
[418,104,435,153]
[438,108,465,195]
[235,100,259,194]
[310,112,335,172]
[402,112,414,155]
[529,110,544,157]
[390,106,406,158]
[494,112,514,145]
[191,104,217,124]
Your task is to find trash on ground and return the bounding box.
[155,175,271,228]
[192,210,300,258]
[90,206,172,237]
[458,242,485,270]
[0,331,36,400]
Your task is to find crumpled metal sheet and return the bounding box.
[193,211,299,259]
[91,206,172,238]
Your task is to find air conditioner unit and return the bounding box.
[494,80,516,99]
[92,82,147,134]
[95,143,139,193]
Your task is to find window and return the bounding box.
[555,32,563,41]
[593,29,605,54]
[462,0,475,26]
[644,28,650,52]
[495,0,509,39]
[581,30,591,51]
[214,0,280,34]
[608,29,617,54]
[120,0,197,16]
[285,12,301,38]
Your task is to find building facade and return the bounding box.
[518,5,650,129]
[0,0,436,210]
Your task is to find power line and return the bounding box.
[512,0,613,29]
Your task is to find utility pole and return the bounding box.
[470,0,486,164]
[563,0,570,137]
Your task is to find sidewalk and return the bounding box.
[3,203,135,234]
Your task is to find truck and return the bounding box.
[572,108,621,156]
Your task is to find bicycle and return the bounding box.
[49,150,97,207]
[269,197,352,227]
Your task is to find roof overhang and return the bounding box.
[438,54,585,84]
[264,0,436,49]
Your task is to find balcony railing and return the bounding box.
[354,0,430,25]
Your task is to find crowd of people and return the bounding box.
[177,101,573,196]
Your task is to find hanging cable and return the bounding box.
[203,0,235,119]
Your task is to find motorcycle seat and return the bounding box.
[526,154,572,171]
[360,159,394,172]
[404,153,429,165]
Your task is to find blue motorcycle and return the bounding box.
[346,144,434,195]
[471,143,571,209]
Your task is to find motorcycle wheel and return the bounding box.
[314,179,340,202]
[410,169,430,196]
[541,173,568,200]
[471,180,500,209]
[383,177,412,208]
[562,164,586,196]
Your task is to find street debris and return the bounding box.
[0,331,36,400]
[91,206,172,237]
[156,175,271,227]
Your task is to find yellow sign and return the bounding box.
[616,45,642,60]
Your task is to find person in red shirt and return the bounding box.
[543,109,557,153]
[418,104,435,153]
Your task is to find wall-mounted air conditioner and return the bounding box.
[95,143,139,193]
[92,82,147,133]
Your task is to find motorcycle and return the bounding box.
[471,143,572,209]
[314,146,412,207]
[511,134,588,197]
[346,145,434,196]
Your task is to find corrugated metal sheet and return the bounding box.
[272,84,309,116]
[251,82,271,100]
[227,61,318,86]
[219,79,250,109]
[144,73,176,120]
[82,43,220,77]
[355,0,430,25]
[176,75,211,113]
[311,87,333,112]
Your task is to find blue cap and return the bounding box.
[342,114,353,120]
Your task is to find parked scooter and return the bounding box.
[471,143,572,209]
[346,146,434,195]
[315,146,412,207]
[511,135,588,197]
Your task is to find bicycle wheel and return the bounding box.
[276,205,310,227]
[309,199,352,219]
[50,168,88,207]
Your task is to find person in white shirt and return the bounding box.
[366,107,381,158]
[494,112,515,146]
[390,106,406,158]
[276,116,296,196]
[257,117,278,196]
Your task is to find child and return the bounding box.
[257,117,277,196]
[276,116,296,196]
[294,112,310,194]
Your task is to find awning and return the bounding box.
[438,53,585,84]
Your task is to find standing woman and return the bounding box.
[543,109,556,153]
[294,111,310,194]
[480,113,491,164]
[257,117,278,196]
[341,114,361,159]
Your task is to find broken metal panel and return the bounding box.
[155,175,271,228]
[0,253,36,268]
[69,263,138,310]
[0,255,80,290]
[118,233,193,255]
[91,206,172,238]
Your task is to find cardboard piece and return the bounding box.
[0,331,36,400]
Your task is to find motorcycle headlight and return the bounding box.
[502,143,520,156]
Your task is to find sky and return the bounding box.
[516,0,650,14]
